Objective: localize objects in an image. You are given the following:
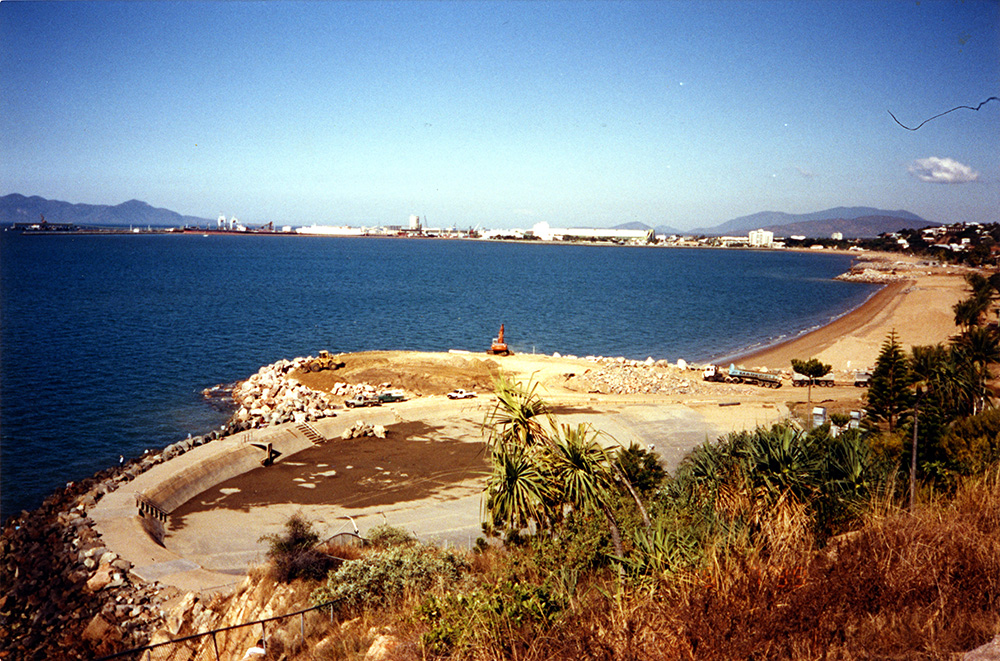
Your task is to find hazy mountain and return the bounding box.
[612,221,652,231]
[690,207,927,236]
[760,215,934,239]
[0,194,213,227]
[612,221,684,235]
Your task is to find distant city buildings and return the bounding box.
[528,221,650,242]
[748,229,774,247]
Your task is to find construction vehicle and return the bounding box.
[792,373,836,388]
[302,350,346,373]
[487,324,511,356]
[344,394,381,408]
[703,364,782,388]
[853,371,872,387]
[377,390,406,403]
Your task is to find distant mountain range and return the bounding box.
[0,194,212,228]
[3,195,931,240]
[613,207,930,239]
[613,221,684,234]
[686,207,929,238]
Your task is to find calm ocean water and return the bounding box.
[0,233,877,518]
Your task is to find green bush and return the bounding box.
[259,513,334,582]
[366,523,416,548]
[311,545,466,612]
[941,408,1000,476]
[419,580,563,656]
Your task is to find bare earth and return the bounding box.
[154,258,970,585]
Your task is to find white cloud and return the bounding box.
[907,157,979,184]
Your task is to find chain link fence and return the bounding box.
[93,599,339,661]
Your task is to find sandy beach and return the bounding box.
[735,259,969,372]
[91,257,972,591]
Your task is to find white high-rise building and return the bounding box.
[748,229,774,247]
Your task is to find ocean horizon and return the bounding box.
[0,233,878,518]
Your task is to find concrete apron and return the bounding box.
[90,396,774,595]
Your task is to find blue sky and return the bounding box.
[2,1,997,230]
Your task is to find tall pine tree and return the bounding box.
[865,330,913,432]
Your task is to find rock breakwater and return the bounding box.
[836,259,913,284]
[222,356,400,433]
[0,463,176,660]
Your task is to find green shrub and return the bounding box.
[259,513,334,582]
[311,545,466,612]
[615,442,666,494]
[941,408,1000,476]
[366,523,416,548]
[419,580,563,656]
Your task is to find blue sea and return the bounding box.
[0,233,878,519]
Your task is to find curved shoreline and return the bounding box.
[730,279,907,368]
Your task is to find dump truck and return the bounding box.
[703,364,782,388]
[792,373,836,388]
[853,371,872,387]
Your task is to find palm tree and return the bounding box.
[952,326,1000,415]
[549,423,624,556]
[953,272,997,329]
[484,442,551,533]
[483,374,551,450]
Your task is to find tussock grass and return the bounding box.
[253,462,1000,660]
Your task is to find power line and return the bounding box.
[888,96,999,131]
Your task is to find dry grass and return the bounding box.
[522,467,1000,660]
[250,469,1000,660]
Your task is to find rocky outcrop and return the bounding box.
[836,260,913,283]
[0,468,170,660]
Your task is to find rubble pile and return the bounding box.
[569,357,710,396]
[836,260,912,283]
[0,467,171,660]
[340,420,387,440]
[229,358,339,431]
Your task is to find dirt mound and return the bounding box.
[292,351,502,396]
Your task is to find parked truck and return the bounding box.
[792,373,836,388]
[703,364,782,388]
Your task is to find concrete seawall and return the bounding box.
[88,425,317,592]
[88,409,400,593]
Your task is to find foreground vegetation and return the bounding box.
[248,279,1000,658]
[238,377,1000,658]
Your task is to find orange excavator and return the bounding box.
[487,324,512,356]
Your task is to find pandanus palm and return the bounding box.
[483,374,552,450]
[549,423,624,555]
[484,442,551,532]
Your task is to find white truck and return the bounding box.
[703,364,782,388]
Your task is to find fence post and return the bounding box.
[261,622,267,653]
[300,612,305,642]
[211,631,220,661]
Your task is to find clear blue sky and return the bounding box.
[2,0,997,230]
